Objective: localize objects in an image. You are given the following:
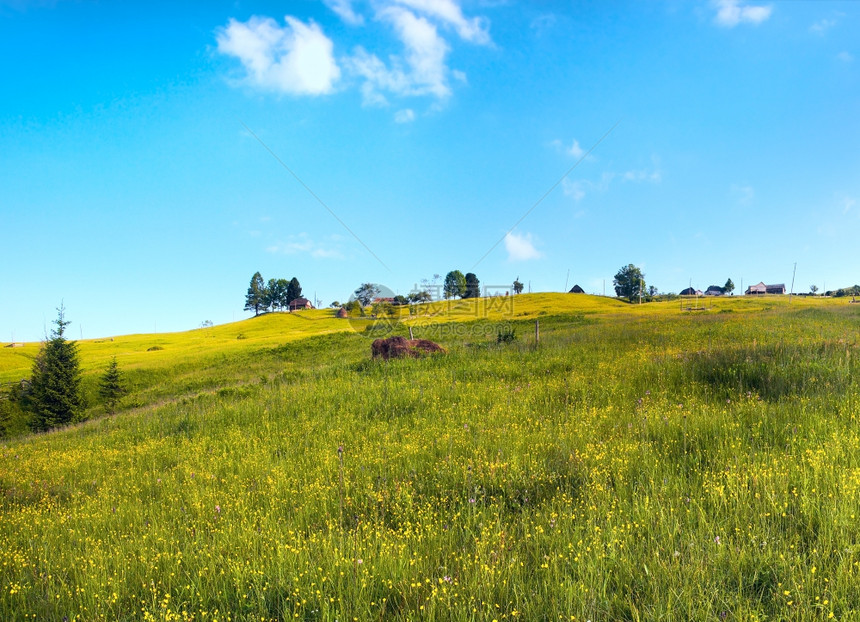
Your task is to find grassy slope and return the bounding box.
[2,294,859,621]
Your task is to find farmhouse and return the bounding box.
[745,282,786,295]
[679,287,703,296]
[289,297,314,311]
[568,285,585,294]
[704,286,724,296]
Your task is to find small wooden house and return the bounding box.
[704,286,724,296]
[336,307,349,319]
[289,297,314,311]
[680,287,703,296]
[569,285,585,294]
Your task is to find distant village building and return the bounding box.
[704,286,724,296]
[679,287,703,296]
[568,285,585,294]
[289,297,314,311]
[745,282,786,295]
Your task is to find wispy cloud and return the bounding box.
[810,17,837,36]
[563,158,661,203]
[504,232,543,261]
[393,0,491,44]
[216,17,340,95]
[730,183,755,205]
[837,51,854,63]
[266,233,344,259]
[551,138,585,159]
[324,0,364,26]
[394,108,416,123]
[713,0,772,27]
[623,156,662,184]
[345,8,452,105]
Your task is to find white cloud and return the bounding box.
[394,108,415,123]
[566,139,585,159]
[841,196,856,215]
[382,7,451,97]
[713,0,772,27]
[563,171,618,202]
[504,232,543,261]
[266,233,343,258]
[837,51,854,63]
[810,18,836,35]
[216,16,340,95]
[623,159,662,183]
[324,0,364,26]
[392,0,491,44]
[551,138,592,160]
[562,178,586,202]
[346,6,452,104]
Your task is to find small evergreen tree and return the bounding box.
[99,356,126,414]
[28,305,84,432]
[286,277,303,304]
[512,278,524,295]
[464,273,481,298]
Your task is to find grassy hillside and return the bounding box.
[2,294,859,620]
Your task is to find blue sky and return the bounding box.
[1,0,858,341]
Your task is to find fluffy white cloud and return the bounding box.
[713,0,772,27]
[504,232,543,261]
[382,6,451,97]
[324,0,364,26]
[216,16,340,95]
[393,0,491,44]
[394,108,415,123]
[346,7,451,104]
[218,1,491,109]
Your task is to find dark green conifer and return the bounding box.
[99,356,126,414]
[28,305,84,431]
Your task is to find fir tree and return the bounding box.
[244,272,266,316]
[28,305,84,431]
[99,356,126,414]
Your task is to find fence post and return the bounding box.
[535,319,540,345]
[408,326,414,340]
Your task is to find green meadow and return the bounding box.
[1,294,859,621]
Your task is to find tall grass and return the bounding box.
[1,297,859,620]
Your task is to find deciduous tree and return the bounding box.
[613,264,645,301]
[443,270,466,299]
[354,283,380,306]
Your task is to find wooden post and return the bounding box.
[408,326,414,340]
[535,319,540,345]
